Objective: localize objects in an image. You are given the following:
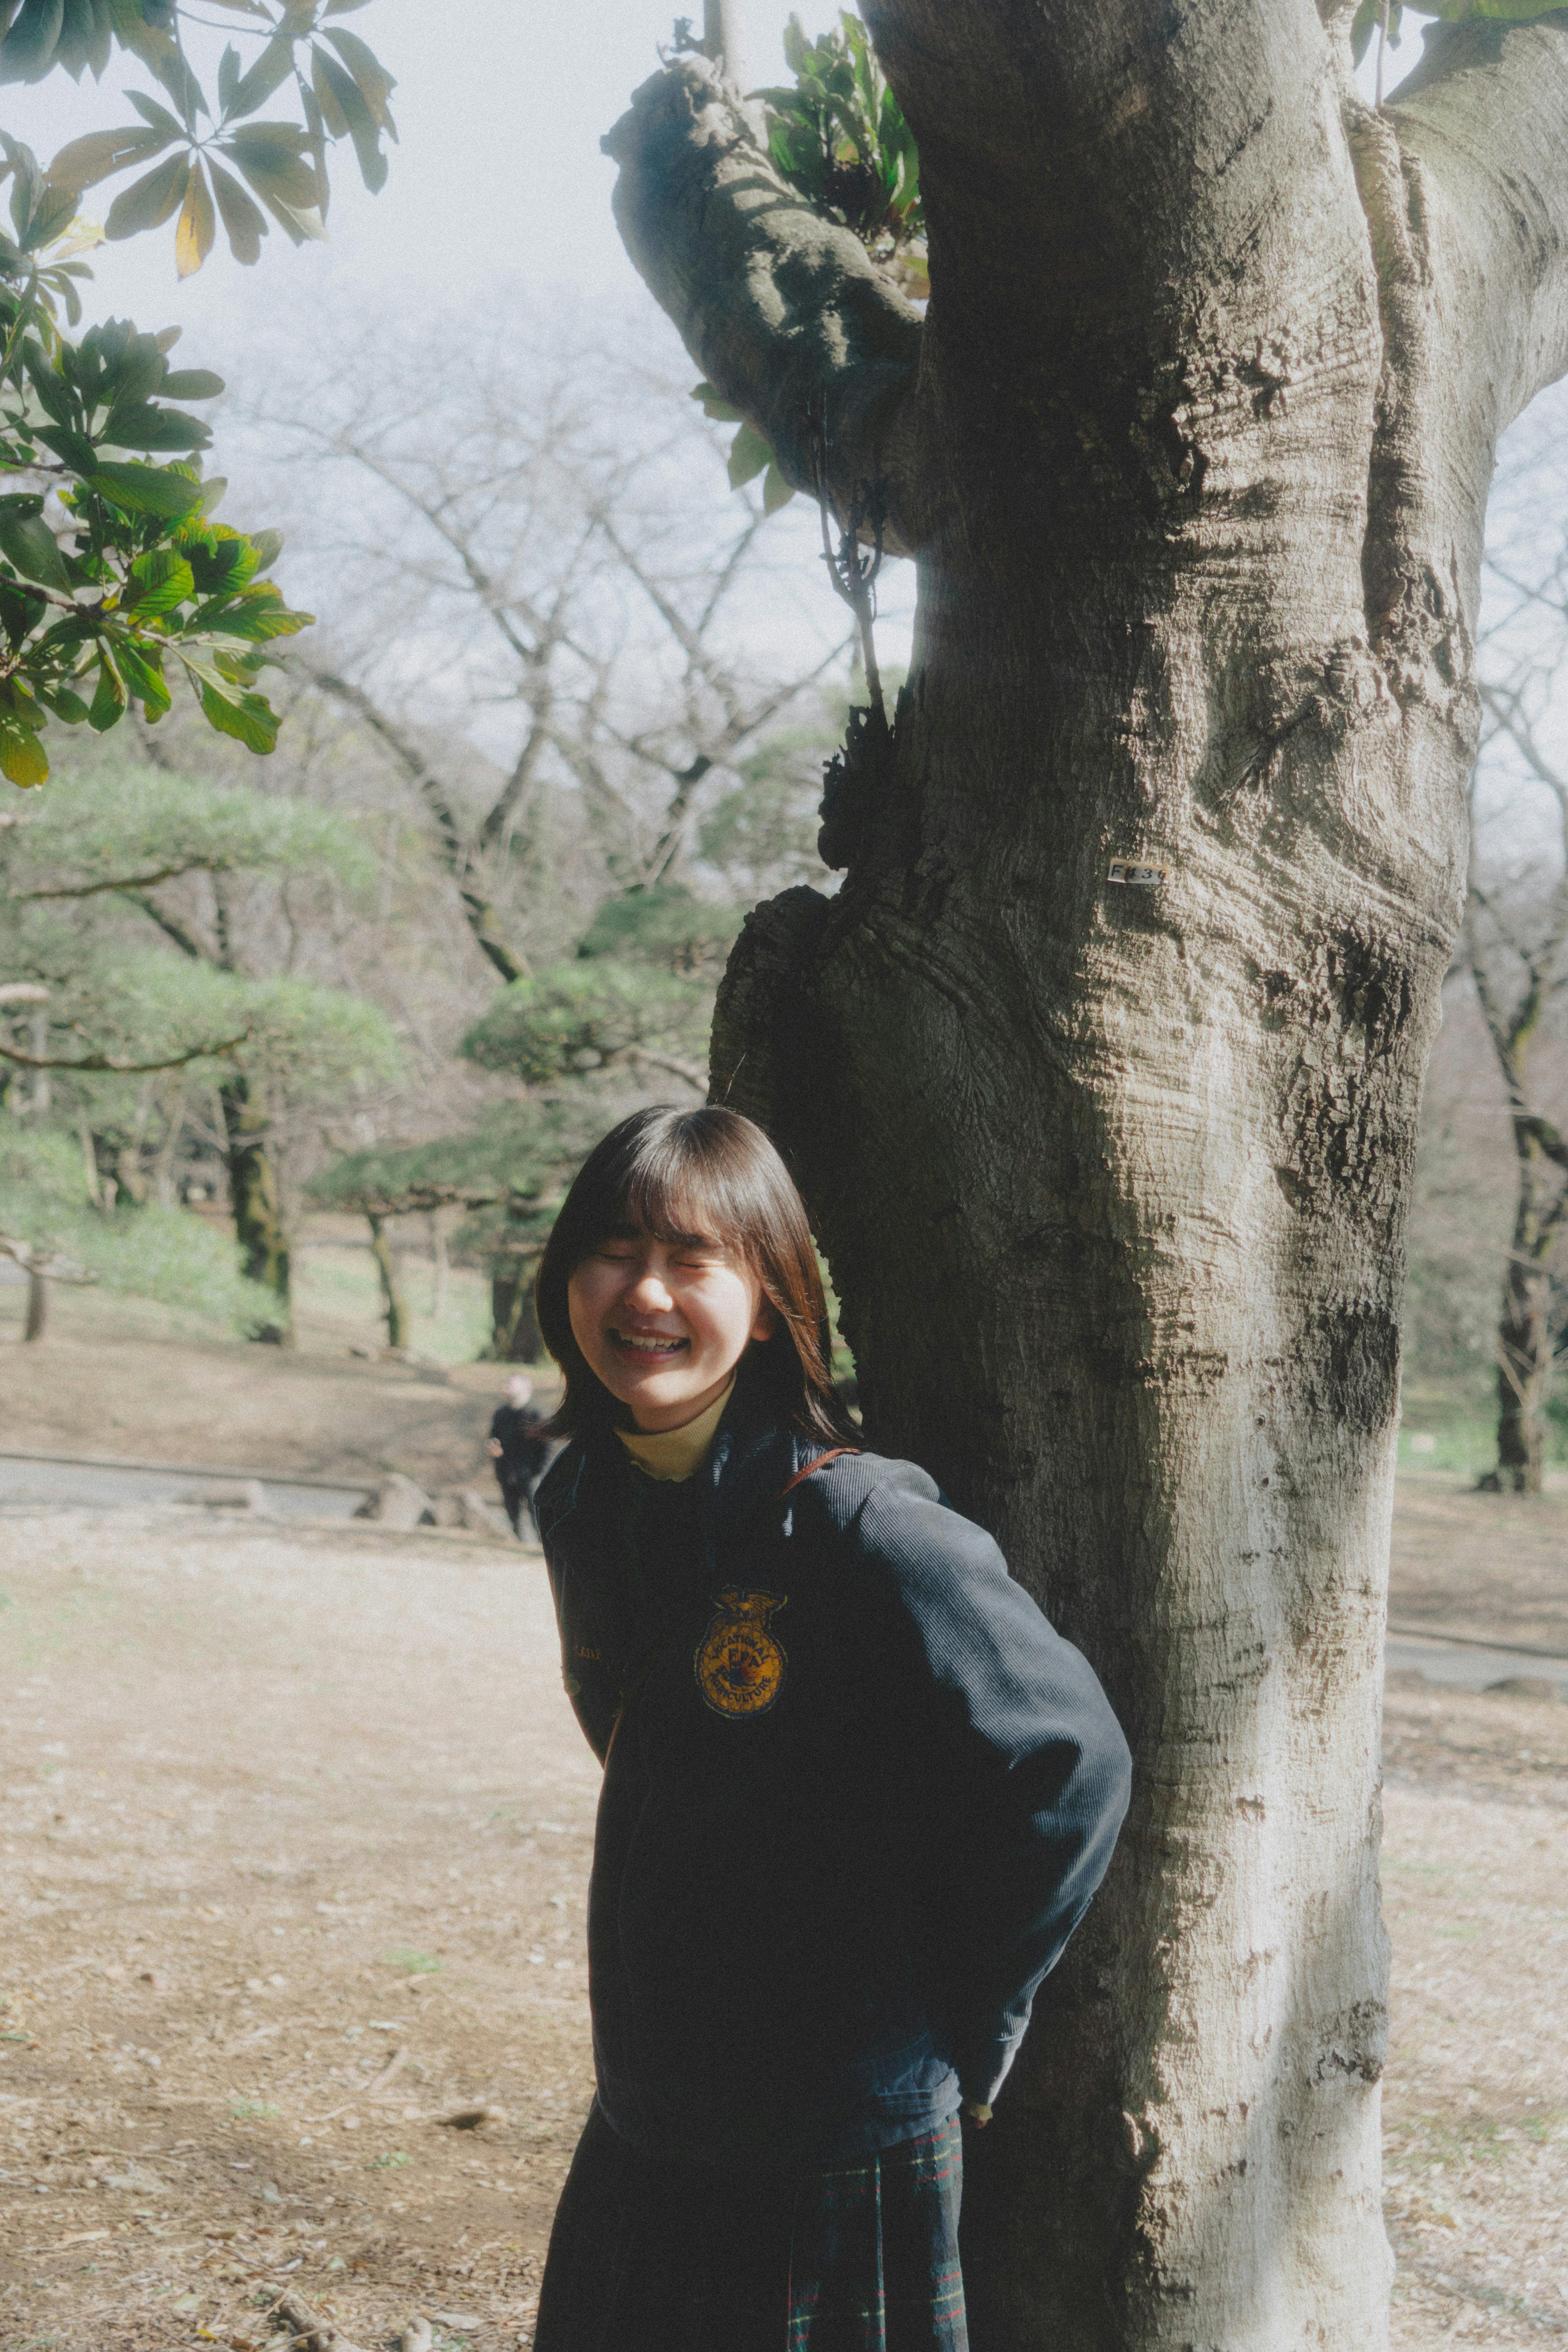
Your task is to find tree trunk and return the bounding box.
[427,1211,449,1320]
[367,1211,410,1352]
[219,1074,292,1345]
[1494,1133,1555,1494]
[491,1252,544,1364]
[23,1261,47,1341]
[608,12,1568,2345]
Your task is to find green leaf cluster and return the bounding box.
[690,380,796,514]
[4,1,397,273]
[308,1094,608,1224]
[0,1121,276,1329]
[757,12,924,274]
[3,751,373,895]
[575,881,744,976]
[0,200,312,783]
[461,962,710,1089]
[1350,0,1568,66]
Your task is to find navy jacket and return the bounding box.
[535,1382,1131,2169]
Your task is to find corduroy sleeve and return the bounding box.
[847,1465,1132,2107]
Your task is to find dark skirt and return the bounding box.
[534,2102,967,2352]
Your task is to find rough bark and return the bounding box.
[220,1073,292,1345]
[610,5,1568,2346]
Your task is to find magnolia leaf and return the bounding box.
[226,31,294,121]
[0,713,48,786]
[175,159,216,278]
[126,91,185,140]
[32,421,98,475]
[692,378,744,424]
[309,38,349,137]
[0,0,67,85]
[125,546,195,616]
[99,400,208,452]
[312,44,386,191]
[116,633,172,717]
[246,526,283,572]
[87,460,205,519]
[36,681,89,723]
[206,156,266,265]
[104,147,187,241]
[321,23,396,130]
[727,421,773,490]
[159,367,225,401]
[45,123,168,190]
[87,651,126,731]
[195,675,279,753]
[762,460,797,515]
[0,508,70,589]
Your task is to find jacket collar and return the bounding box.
[540,1369,815,1551]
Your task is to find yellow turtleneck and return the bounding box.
[616,1379,734,1483]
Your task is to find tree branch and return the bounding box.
[1388,18,1568,435]
[303,664,530,985]
[0,1032,248,1075]
[602,57,922,550]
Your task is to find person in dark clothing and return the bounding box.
[528,1106,1133,2351]
[487,1371,549,1537]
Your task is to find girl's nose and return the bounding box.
[626,1268,674,1311]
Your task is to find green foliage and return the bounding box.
[0,6,397,786]
[0,1121,275,1326]
[2,750,373,894]
[575,881,743,974]
[698,720,844,891]
[0,206,313,783]
[757,12,923,270]
[461,961,710,1088]
[312,1092,614,1216]
[1351,0,1568,67]
[3,2,398,262]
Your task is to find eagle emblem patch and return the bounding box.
[694,1588,788,1719]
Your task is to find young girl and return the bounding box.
[530,1105,1131,2352]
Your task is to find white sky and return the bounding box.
[2,2,843,334]
[5,2,1565,849]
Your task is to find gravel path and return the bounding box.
[0,1504,1564,2350]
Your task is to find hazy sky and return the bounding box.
[4,2,846,342]
[7,4,1561,828]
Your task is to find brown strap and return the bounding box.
[775,1445,859,1502]
[604,1628,677,1767]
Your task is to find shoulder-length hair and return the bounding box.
[535,1105,858,1447]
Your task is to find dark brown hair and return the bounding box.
[535,1105,858,1445]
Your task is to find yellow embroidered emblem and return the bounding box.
[693,1588,788,1719]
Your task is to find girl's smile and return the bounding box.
[568,1228,775,1431]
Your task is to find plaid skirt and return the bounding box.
[533,2102,967,2352]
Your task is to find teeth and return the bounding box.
[615,1334,683,1353]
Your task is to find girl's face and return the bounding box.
[567,1224,777,1432]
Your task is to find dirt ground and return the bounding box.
[3,1315,1567,2347]
[0,1506,596,2352]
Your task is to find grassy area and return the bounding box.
[294,1228,494,1366]
[1396,1373,1568,1480]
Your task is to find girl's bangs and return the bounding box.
[617,1139,756,1264]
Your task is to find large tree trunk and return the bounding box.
[606,9,1568,2346]
[220,1074,292,1345]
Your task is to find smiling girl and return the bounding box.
[530,1105,1131,2352]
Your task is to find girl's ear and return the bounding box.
[750,1295,779,1344]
